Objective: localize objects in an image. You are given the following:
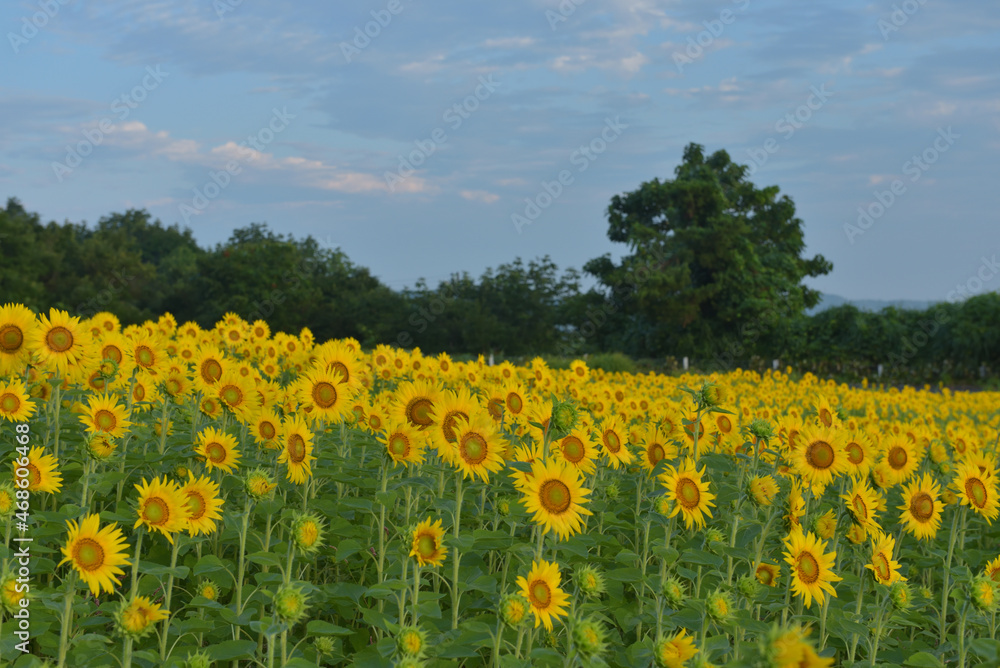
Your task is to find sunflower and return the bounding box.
[291,512,325,554]
[449,413,506,481]
[639,424,678,475]
[395,379,440,431]
[192,345,227,393]
[194,427,242,474]
[181,473,224,536]
[16,446,62,495]
[502,382,528,423]
[58,514,130,596]
[785,481,806,530]
[520,459,593,540]
[596,416,634,469]
[660,458,716,530]
[134,476,190,544]
[427,386,478,454]
[516,560,570,631]
[984,556,1000,584]
[865,530,906,585]
[882,435,920,484]
[251,408,282,449]
[755,562,781,587]
[0,572,28,613]
[840,477,882,536]
[79,392,132,438]
[812,509,837,540]
[29,308,90,374]
[555,430,598,475]
[897,473,942,540]
[953,460,1000,523]
[791,425,848,494]
[199,395,224,421]
[409,517,447,567]
[767,624,833,668]
[0,379,35,422]
[294,365,352,423]
[0,303,36,374]
[278,415,316,484]
[653,628,698,668]
[116,595,169,639]
[214,367,257,422]
[782,529,842,609]
[748,475,779,507]
[126,334,166,377]
[842,429,876,478]
[379,420,427,467]
[244,468,277,500]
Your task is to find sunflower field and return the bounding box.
[0,304,999,668]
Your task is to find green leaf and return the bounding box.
[192,555,228,577]
[903,652,945,667]
[206,640,257,660]
[247,550,283,568]
[307,620,353,635]
[679,549,724,567]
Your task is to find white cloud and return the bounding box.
[460,189,500,204]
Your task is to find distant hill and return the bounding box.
[807,293,933,315]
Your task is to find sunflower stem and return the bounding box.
[52,376,62,460]
[412,563,421,625]
[57,571,76,668]
[158,536,182,660]
[957,601,969,668]
[130,528,144,594]
[235,496,252,616]
[939,505,964,645]
[451,471,465,631]
[156,398,170,455]
[79,457,91,512]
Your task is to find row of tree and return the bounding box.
[2,143,996,383]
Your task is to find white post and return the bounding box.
[877,364,883,377]
[772,359,779,370]
[682,356,689,371]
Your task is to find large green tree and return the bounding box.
[584,143,832,361]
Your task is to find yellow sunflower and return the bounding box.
[0,379,35,422]
[984,556,1000,585]
[15,446,62,495]
[294,365,352,423]
[755,562,781,587]
[0,303,36,375]
[882,435,920,485]
[29,308,90,374]
[449,413,506,481]
[192,345,227,393]
[748,475,779,507]
[653,628,698,668]
[596,416,634,469]
[116,595,169,638]
[660,458,716,530]
[214,367,257,422]
[126,334,167,377]
[782,529,842,609]
[785,481,806,531]
[840,477,882,536]
[555,429,599,475]
[516,560,570,631]
[181,473,224,536]
[409,517,447,567]
[865,530,906,585]
[291,512,325,554]
[426,386,478,455]
[639,424,679,475]
[520,459,593,540]
[791,425,848,494]
[954,460,1000,523]
[194,426,242,474]
[277,415,316,484]
[502,382,528,423]
[251,408,282,449]
[842,429,876,478]
[394,379,440,431]
[897,473,942,540]
[79,392,132,439]
[134,476,190,544]
[59,514,130,596]
[378,420,427,467]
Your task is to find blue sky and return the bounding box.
[2,0,998,301]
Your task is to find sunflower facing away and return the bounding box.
[516,560,570,631]
[116,595,169,639]
[865,530,906,585]
[59,514,130,596]
[653,628,698,668]
[409,517,447,567]
[782,529,842,609]
[660,458,716,530]
[194,426,242,474]
[897,473,942,540]
[521,458,593,540]
[954,460,1000,523]
[133,476,191,544]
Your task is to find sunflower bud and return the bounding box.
[499,593,530,627]
[86,434,118,462]
[890,581,912,611]
[273,582,309,625]
[748,475,779,507]
[970,575,998,612]
[699,382,724,408]
[395,659,426,668]
[573,615,608,659]
[496,496,512,516]
[737,574,760,601]
[396,625,428,658]
[0,483,17,520]
[314,636,336,656]
[0,571,29,614]
[705,527,726,549]
[662,577,687,608]
[747,418,775,443]
[195,579,219,602]
[574,564,606,599]
[243,468,277,500]
[115,596,168,640]
[705,589,733,623]
[291,512,325,554]
[654,495,672,516]
[184,651,212,668]
[605,481,620,500]
[551,400,579,434]
[811,509,837,540]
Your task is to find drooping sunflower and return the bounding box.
[59,514,130,596]
[379,420,427,467]
[840,477,883,536]
[954,460,1000,523]
[294,365,352,423]
[29,308,90,374]
[79,392,132,439]
[748,475,779,507]
[409,517,447,567]
[595,416,634,469]
[449,413,506,482]
[134,476,190,544]
[791,425,849,494]
[555,430,599,475]
[0,303,36,375]
[275,415,315,484]
[116,595,169,639]
[897,473,942,540]
[0,379,35,422]
[785,481,806,531]
[660,458,716,530]
[782,529,842,609]
[516,560,570,631]
[653,628,698,668]
[755,562,781,587]
[521,459,593,540]
[194,426,242,474]
[881,435,921,485]
[181,473,224,536]
[865,530,906,585]
[16,446,62,495]
[394,379,440,431]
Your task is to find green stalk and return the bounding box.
[158,536,182,660]
[57,572,76,668]
[451,471,465,630]
[939,506,964,644]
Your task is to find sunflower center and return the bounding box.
[260,422,276,440]
[966,477,988,508]
[288,434,306,463]
[717,416,731,433]
[0,325,24,352]
[186,491,206,520]
[407,398,434,427]
[530,581,551,608]
[201,360,223,384]
[206,443,227,463]
[603,430,621,453]
[73,538,105,571]
[228,330,240,341]
[796,552,820,584]
[910,492,934,522]
[677,477,701,509]
[459,433,488,465]
[133,384,146,401]
[166,378,181,395]
[135,345,155,367]
[0,393,20,414]
[46,326,73,353]
[221,384,243,406]
[873,553,891,581]
[389,433,410,458]
[312,381,338,409]
[805,440,834,469]
[94,409,117,432]
[819,408,833,427]
[486,399,502,420]
[561,437,584,463]
[852,495,868,520]
[648,443,665,466]
[299,523,318,545]
[507,394,523,413]
[369,415,383,430]
[143,498,169,525]
[757,566,774,585]
[888,446,907,470]
[540,479,572,514]
[844,443,863,465]
[417,534,436,557]
[443,411,468,442]
[26,464,40,489]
